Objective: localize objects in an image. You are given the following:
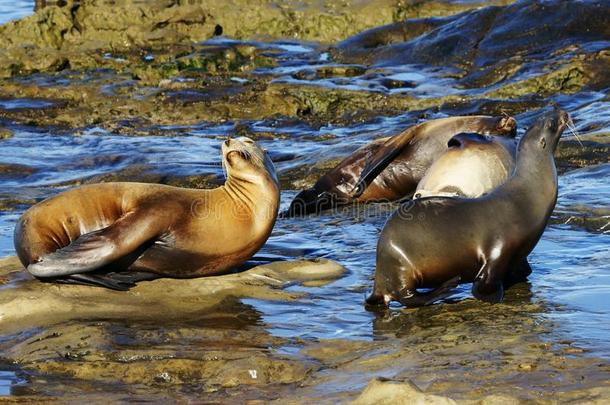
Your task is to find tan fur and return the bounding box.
[14,137,280,279]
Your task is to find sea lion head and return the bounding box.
[521,108,571,153]
[222,136,278,185]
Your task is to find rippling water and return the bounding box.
[0,93,608,351]
[0,0,609,398]
[0,1,33,25]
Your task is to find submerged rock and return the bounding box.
[0,126,12,139]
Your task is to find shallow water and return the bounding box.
[0,0,33,25]
[0,83,608,348]
[0,0,609,400]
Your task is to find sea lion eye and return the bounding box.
[227,150,249,164]
[540,138,546,149]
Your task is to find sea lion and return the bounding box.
[366,108,570,308]
[14,136,280,290]
[414,132,517,199]
[283,115,516,216]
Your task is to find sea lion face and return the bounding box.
[523,109,571,152]
[222,136,278,185]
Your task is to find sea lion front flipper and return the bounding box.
[352,127,417,197]
[472,254,510,303]
[397,276,460,307]
[26,211,166,279]
[57,271,160,291]
[503,257,532,288]
[55,273,135,291]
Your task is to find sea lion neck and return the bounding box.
[223,175,280,218]
[507,127,559,221]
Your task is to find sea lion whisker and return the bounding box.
[565,118,584,149]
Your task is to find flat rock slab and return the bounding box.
[0,256,345,334]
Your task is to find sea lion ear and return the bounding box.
[540,137,547,149]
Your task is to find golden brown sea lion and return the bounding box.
[14,137,280,290]
[366,108,570,308]
[283,115,516,216]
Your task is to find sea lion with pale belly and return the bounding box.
[14,137,280,290]
[283,115,516,216]
[366,108,570,308]
[414,132,517,199]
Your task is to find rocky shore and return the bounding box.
[0,0,608,402]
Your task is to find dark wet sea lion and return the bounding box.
[414,132,517,199]
[14,137,280,290]
[284,115,516,216]
[366,108,570,308]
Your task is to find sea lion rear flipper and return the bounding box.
[397,276,460,307]
[352,127,417,197]
[472,256,509,303]
[26,211,165,279]
[282,189,337,217]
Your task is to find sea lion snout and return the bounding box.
[558,110,571,131]
[535,108,571,151]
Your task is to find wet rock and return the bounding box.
[352,378,456,405]
[333,17,453,64]
[0,197,38,211]
[334,0,610,95]
[0,0,516,79]
[1,310,313,394]
[556,132,610,173]
[0,256,345,334]
[0,163,37,178]
[0,127,13,139]
[552,205,610,234]
[0,256,345,397]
